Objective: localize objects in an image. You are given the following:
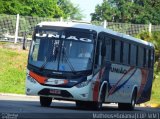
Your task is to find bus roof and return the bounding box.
[37,21,154,48]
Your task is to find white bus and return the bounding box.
[26,21,154,110]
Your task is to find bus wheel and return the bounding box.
[129,90,136,110]
[76,101,84,109]
[94,101,103,110]
[93,89,105,110]
[40,96,52,107]
[95,96,103,110]
[118,90,136,110]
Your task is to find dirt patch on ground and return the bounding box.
[0,42,30,51]
[3,44,22,50]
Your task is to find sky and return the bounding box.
[70,0,103,21]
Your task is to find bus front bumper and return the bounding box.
[26,77,93,101]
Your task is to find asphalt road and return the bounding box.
[0,94,160,119]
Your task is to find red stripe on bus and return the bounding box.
[29,71,47,84]
[93,67,105,101]
[93,80,100,101]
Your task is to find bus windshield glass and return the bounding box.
[28,27,96,72]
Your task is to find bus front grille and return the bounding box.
[38,88,73,98]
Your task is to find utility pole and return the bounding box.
[14,14,19,44]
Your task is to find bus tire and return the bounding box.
[76,101,93,109]
[95,91,103,110]
[76,101,83,109]
[40,96,52,107]
[92,101,103,110]
[76,86,106,110]
[118,90,136,110]
[76,101,102,110]
[92,87,106,110]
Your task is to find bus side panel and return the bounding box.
[103,63,140,103]
[103,62,153,104]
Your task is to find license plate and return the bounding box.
[50,89,61,95]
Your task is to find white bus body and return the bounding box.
[26,21,154,110]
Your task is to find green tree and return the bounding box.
[58,0,83,20]
[91,1,114,21]
[91,0,160,25]
[0,0,83,20]
[135,31,160,71]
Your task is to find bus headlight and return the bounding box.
[27,75,36,84]
[76,79,91,88]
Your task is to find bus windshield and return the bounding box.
[28,27,96,73]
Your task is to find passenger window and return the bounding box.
[111,39,115,61]
[143,48,146,67]
[94,33,104,72]
[145,49,149,67]
[150,50,154,68]
[130,45,136,66]
[123,42,129,64]
[138,46,144,67]
[148,49,154,68]
[148,50,151,68]
[95,38,101,67]
[120,41,124,63]
[128,44,131,65]
[136,46,138,66]
[105,37,111,61]
[115,40,121,63]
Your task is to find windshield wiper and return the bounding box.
[39,61,48,71]
[62,47,77,75]
[40,46,59,71]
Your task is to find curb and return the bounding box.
[0,93,37,98]
[0,93,75,104]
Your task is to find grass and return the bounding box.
[0,42,28,94]
[148,74,160,105]
[0,42,160,104]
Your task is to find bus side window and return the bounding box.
[105,37,111,61]
[123,42,129,64]
[138,46,144,67]
[136,46,138,66]
[115,40,121,63]
[146,49,149,67]
[151,50,154,68]
[143,48,147,67]
[120,41,123,63]
[130,44,136,66]
[95,34,103,69]
[111,39,115,62]
[148,50,151,68]
[148,49,154,69]
[128,44,131,65]
[95,39,100,67]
